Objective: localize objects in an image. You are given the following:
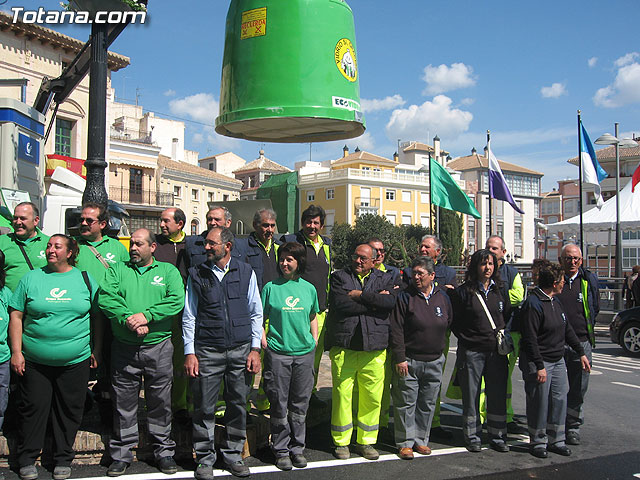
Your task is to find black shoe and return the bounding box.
[467,443,482,453]
[566,431,580,445]
[531,448,548,459]
[431,426,453,440]
[290,454,307,468]
[490,442,510,453]
[275,456,292,471]
[548,444,571,456]
[158,457,178,475]
[107,461,129,477]
[507,421,528,435]
[194,464,214,480]
[225,461,250,478]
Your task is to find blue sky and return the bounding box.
[8,0,640,191]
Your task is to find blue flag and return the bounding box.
[487,140,525,214]
[580,121,608,208]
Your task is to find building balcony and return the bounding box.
[355,197,380,216]
[110,127,155,145]
[109,186,174,206]
[299,168,436,187]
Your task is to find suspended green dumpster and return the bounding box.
[215,0,365,143]
[256,171,299,233]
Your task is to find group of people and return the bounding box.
[0,201,600,480]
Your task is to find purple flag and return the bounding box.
[487,141,525,214]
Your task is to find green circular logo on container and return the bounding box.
[335,38,357,82]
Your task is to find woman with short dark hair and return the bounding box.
[390,256,452,459]
[519,263,590,458]
[451,249,510,453]
[9,234,101,480]
[260,242,318,470]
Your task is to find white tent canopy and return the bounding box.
[546,179,640,233]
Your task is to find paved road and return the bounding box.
[3,337,639,480]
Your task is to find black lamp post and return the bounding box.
[82,21,109,206]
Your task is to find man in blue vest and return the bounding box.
[183,227,263,479]
[556,243,598,446]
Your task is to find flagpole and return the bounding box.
[428,151,433,233]
[487,130,492,239]
[577,110,584,254]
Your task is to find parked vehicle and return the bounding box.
[610,307,640,357]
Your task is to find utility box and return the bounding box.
[0,98,46,213]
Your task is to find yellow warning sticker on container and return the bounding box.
[241,7,267,39]
[335,38,357,82]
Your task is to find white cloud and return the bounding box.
[540,82,567,98]
[204,127,243,152]
[422,63,477,95]
[192,132,204,144]
[163,89,176,97]
[459,98,475,106]
[385,95,473,142]
[614,52,639,67]
[361,94,405,113]
[593,61,640,108]
[344,131,375,151]
[169,93,219,124]
[588,57,598,68]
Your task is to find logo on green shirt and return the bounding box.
[38,250,46,260]
[47,288,71,301]
[284,296,303,311]
[151,275,165,286]
[105,253,116,263]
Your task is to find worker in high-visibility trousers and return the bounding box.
[327,244,397,461]
[483,236,527,434]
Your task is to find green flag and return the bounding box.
[430,157,481,218]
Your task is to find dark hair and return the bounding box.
[15,201,39,218]
[464,248,501,290]
[82,202,108,222]
[411,255,435,274]
[301,204,325,226]
[208,205,232,222]
[209,226,234,247]
[278,241,307,275]
[538,263,565,289]
[50,234,79,266]
[0,250,6,288]
[172,208,186,227]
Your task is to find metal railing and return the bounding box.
[110,127,155,145]
[109,186,174,206]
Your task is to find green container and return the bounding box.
[215,0,365,143]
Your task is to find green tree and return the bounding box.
[439,208,464,266]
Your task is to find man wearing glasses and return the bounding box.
[325,244,396,461]
[556,243,597,446]
[367,237,401,287]
[75,203,129,428]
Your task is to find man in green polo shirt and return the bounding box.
[98,228,185,477]
[75,203,128,284]
[0,202,49,291]
[74,202,129,429]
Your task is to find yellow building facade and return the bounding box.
[298,150,434,233]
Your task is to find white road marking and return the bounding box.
[611,381,640,390]
[68,442,531,480]
[593,353,640,364]
[592,365,632,373]
[594,360,640,370]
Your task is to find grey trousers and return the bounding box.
[456,346,508,446]
[110,338,175,463]
[262,348,315,458]
[564,341,592,435]
[523,358,569,449]
[392,355,444,449]
[191,343,251,466]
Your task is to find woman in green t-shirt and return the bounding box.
[261,242,319,471]
[9,234,101,480]
[0,251,12,437]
